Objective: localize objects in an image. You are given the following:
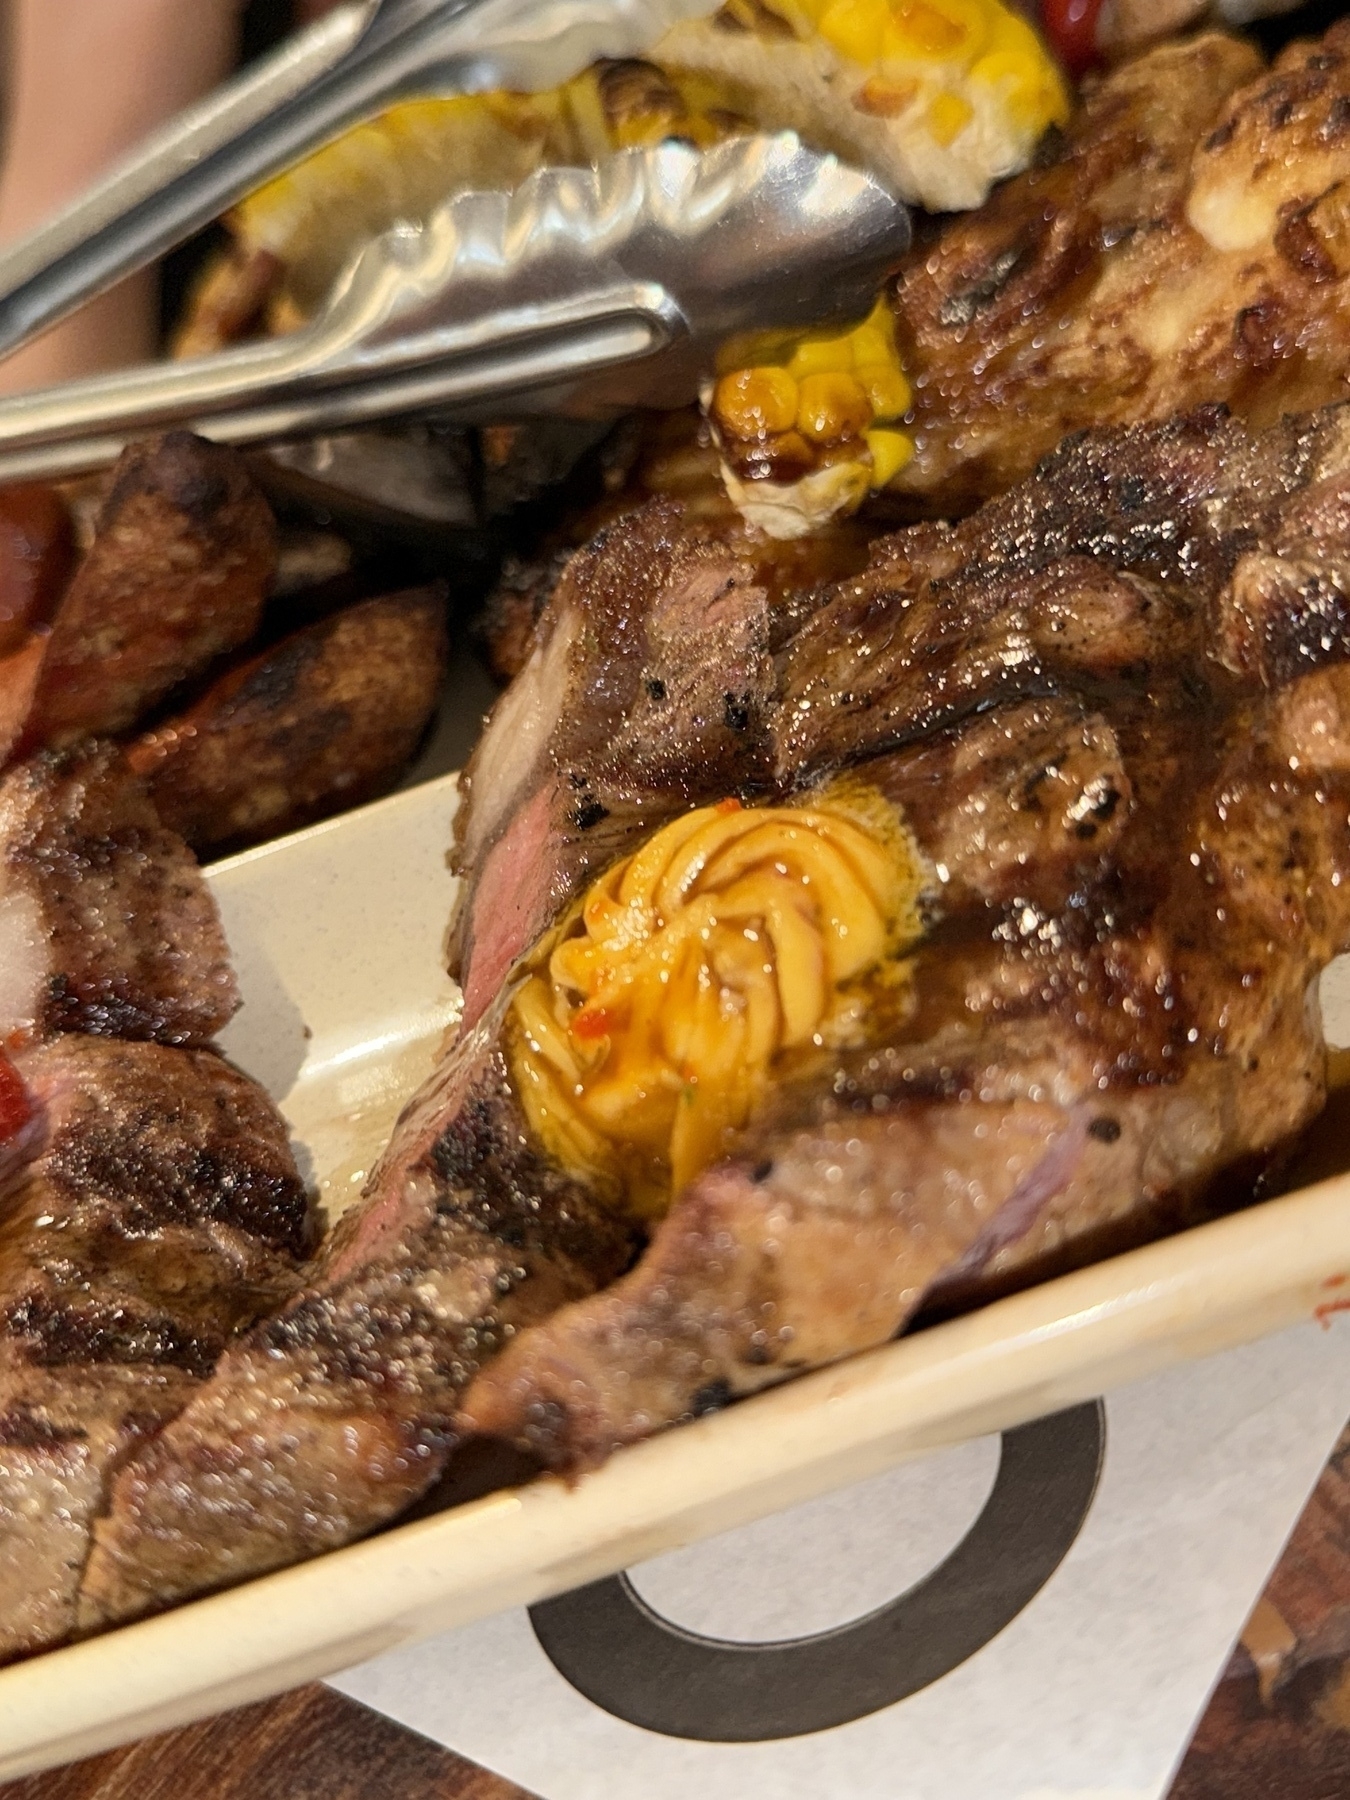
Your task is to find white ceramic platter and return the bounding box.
[3,770,1350,1778]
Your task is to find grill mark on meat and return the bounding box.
[5,1294,221,1378]
[0,744,237,1045]
[77,1017,634,1631]
[0,1037,314,1661]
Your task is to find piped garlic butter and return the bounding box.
[508,784,927,1218]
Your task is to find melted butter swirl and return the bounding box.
[508,786,927,1219]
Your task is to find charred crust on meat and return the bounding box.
[723,692,752,732]
[0,1406,82,1450]
[1088,1116,1122,1143]
[646,678,667,702]
[5,1293,221,1378]
[570,798,610,831]
[100,432,242,531]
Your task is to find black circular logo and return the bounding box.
[529,1400,1104,1741]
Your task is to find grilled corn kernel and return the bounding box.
[927,90,975,143]
[866,427,915,485]
[797,372,873,443]
[707,296,915,532]
[856,360,912,419]
[818,0,892,61]
[714,367,801,439]
[509,786,926,1219]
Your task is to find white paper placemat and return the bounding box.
[334,1315,1350,1800]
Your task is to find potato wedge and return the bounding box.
[127,588,448,854]
[29,433,276,747]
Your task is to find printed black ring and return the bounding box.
[529,1399,1105,1742]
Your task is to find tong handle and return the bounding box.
[0,0,503,364]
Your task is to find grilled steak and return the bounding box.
[80,398,1350,1604]
[78,1008,632,1627]
[457,398,1350,1465]
[885,26,1350,513]
[450,502,780,1029]
[0,744,237,1044]
[0,1035,313,1661]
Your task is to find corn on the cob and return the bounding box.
[181,0,1066,346]
[704,296,914,537]
[176,0,1067,532]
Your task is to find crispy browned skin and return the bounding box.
[459,400,1350,1468]
[0,743,237,1044]
[0,1036,314,1662]
[888,27,1350,512]
[126,588,448,856]
[77,1012,633,1629]
[27,433,276,747]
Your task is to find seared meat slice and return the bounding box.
[0,744,237,1044]
[0,1036,313,1661]
[450,503,779,1028]
[457,400,1350,1466]
[26,433,276,747]
[77,1009,633,1627]
[887,27,1350,512]
[127,588,448,857]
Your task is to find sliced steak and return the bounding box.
[0,1036,313,1661]
[0,743,237,1045]
[457,402,1350,1465]
[77,1008,633,1628]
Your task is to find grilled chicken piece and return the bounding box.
[0,1036,314,1662]
[127,588,448,857]
[887,26,1350,513]
[78,1013,633,1626]
[0,744,237,1044]
[457,399,1350,1466]
[25,433,276,748]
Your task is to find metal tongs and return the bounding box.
[0,0,912,486]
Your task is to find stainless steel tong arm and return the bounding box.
[0,133,912,485]
[0,0,725,366]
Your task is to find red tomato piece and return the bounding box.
[1040,0,1102,77]
[0,484,73,659]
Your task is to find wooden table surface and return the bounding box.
[5,1425,1350,1800]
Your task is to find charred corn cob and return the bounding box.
[176,0,1067,532]
[180,0,1066,346]
[705,295,913,537]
